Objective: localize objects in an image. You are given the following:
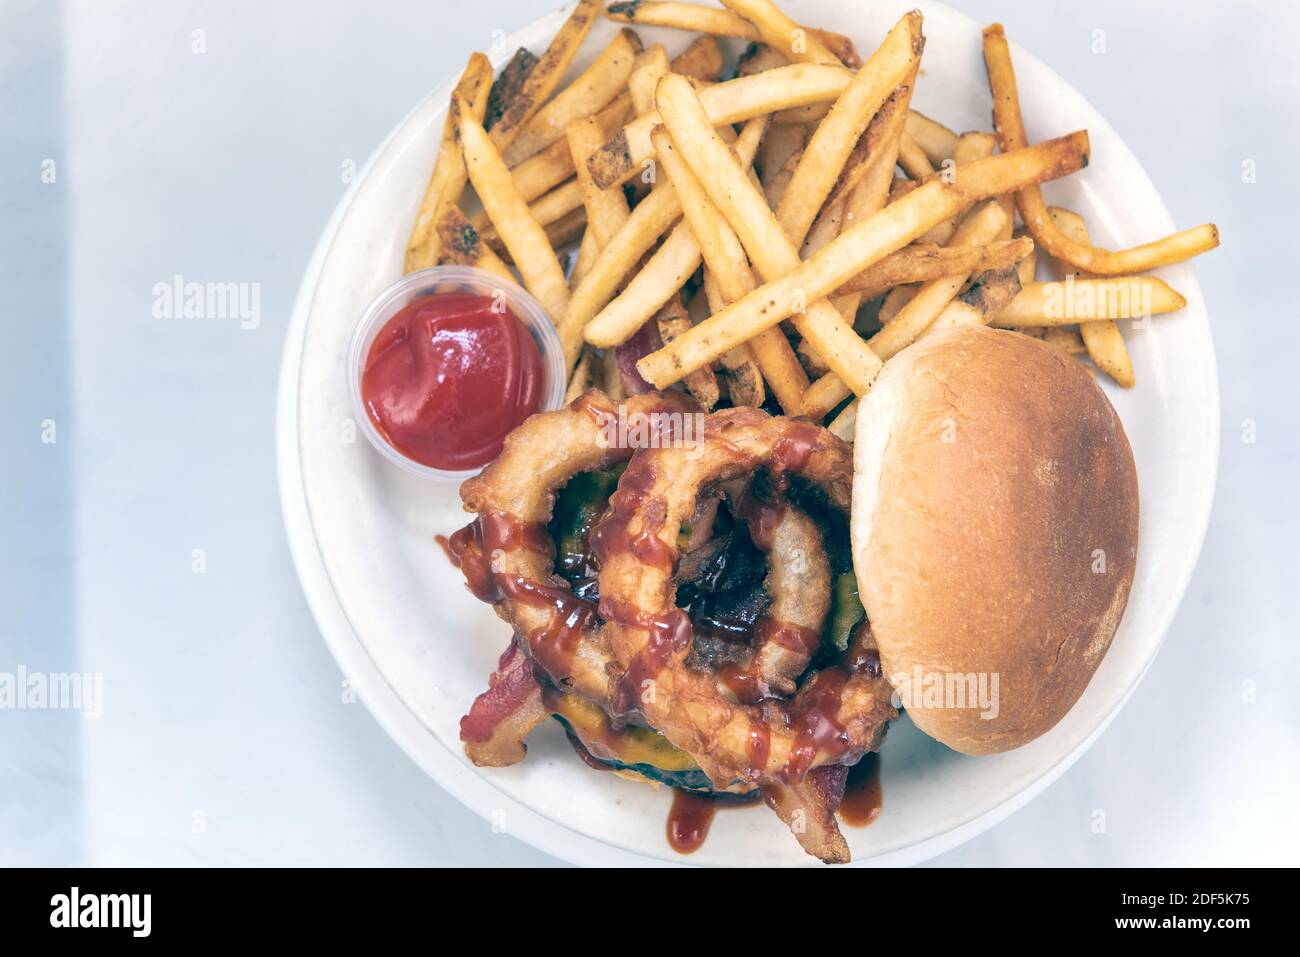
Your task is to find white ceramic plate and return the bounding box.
[277,0,1218,866]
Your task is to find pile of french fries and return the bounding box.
[403,0,1219,439]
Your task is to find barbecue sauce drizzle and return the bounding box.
[445,414,884,854]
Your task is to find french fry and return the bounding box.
[435,207,516,282]
[568,116,630,248]
[995,276,1187,326]
[637,127,1091,390]
[838,237,1033,300]
[926,262,1023,334]
[764,147,802,210]
[1046,207,1136,387]
[491,0,602,151]
[571,227,600,285]
[877,285,916,325]
[817,81,911,220]
[915,131,997,245]
[607,1,858,65]
[403,53,494,273]
[628,45,671,115]
[615,120,809,411]
[775,12,924,248]
[984,23,1218,273]
[700,273,766,407]
[474,178,584,241]
[655,293,720,408]
[860,200,1009,377]
[502,29,643,166]
[904,109,958,165]
[510,93,633,203]
[601,347,627,400]
[1015,226,1038,286]
[491,206,590,263]
[566,345,599,400]
[508,32,714,204]
[582,118,769,351]
[895,128,936,180]
[760,123,805,189]
[1044,325,1088,355]
[722,0,842,65]
[457,95,570,324]
[587,63,854,189]
[556,179,685,363]
[668,33,725,82]
[650,73,882,396]
[485,48,538,130]
[827,263,1023,435]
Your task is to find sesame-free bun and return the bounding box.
[851,325,1139,755]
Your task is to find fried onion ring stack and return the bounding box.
[451,392,895,862]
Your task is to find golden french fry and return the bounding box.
[639,85,1091,390]
[570,227,600,286]
[721,0,842,65]
[606,120,810,412]
[491,0,602,151]
[651,73,882,395]
[435,207,516,282]
[474,178,584,241]
[509,30,713,204]
[915,131,997,245]
[839,237,1033,300]
[760,123,805,189]
[865,201,1009,366]
[984,23,1218,273]
[587,63,854,189]
[628,45,671,116]
[668,33,726,82]
[606,1,858,64]
[904,109,957,165]
[817,81,911,219]
[655,293,720,408]
[995,276,1187,326]
[1043,325,1088,355]
[932,264,1024,330]
[404,53,493,273]
[1015,226,1038,286]
[510,93,632,203]
[566,345,599,401]
[826,263,1023,434]
[764,146,802,210]
[568,117,630,248]
[502,28,643,166]
[457,95,570,324]
[582,118,768,351]
[775,12,924,248]
[1047,207,1136,387]
[895,127,935,180]
[556,179,685,364]
[699,273,766,407]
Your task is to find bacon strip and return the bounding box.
[460,641,549,767]
[762,764,851,864]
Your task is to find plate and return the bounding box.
[277,0,1218,866]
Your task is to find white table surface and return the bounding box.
[2,0,1296,867]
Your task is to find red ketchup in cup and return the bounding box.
[360,292,543,472]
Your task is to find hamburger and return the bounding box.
[851,324,1139,754]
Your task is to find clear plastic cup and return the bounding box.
[347,266,566,483]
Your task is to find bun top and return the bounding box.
[852,325,1139,755]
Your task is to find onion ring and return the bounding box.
[713,480,829,704]
[450,389,697,764]
[592,408,898,789]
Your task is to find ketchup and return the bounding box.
[361,292,543,470]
